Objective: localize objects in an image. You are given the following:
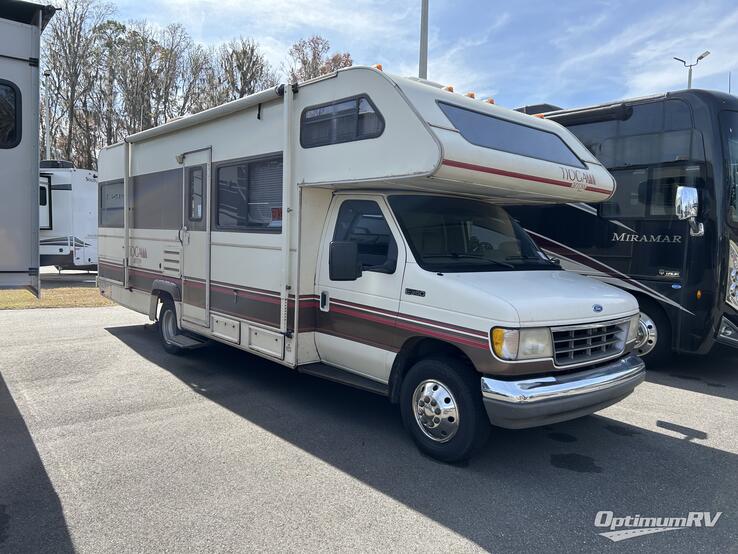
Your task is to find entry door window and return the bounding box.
[333,200,397,274]
[188,166,204,221]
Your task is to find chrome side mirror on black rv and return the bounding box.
[675,186,704,237]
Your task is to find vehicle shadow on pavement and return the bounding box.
[107,325,737,553]
[0,373,75,553]
[645,345,738,401]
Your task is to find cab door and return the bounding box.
[315,195,406,383]
[179,148,211,328]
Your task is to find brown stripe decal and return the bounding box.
[99,263,490,357]
[442,158,611,196]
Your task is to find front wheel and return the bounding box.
[634,302,671,365]
[400,357,490,463]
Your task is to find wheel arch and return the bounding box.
[388,336,479,404]
[148,280,181,321]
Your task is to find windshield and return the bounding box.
[721,111,738,225]
[388,195,557,273]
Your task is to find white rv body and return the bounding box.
[98,67,645,461]
[0,2,55,294]
[39,163,98,269]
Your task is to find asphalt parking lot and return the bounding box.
[1,307,736,553]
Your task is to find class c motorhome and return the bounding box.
[98,66,646,461]
[0,1,56,294]
[39,160,99,270]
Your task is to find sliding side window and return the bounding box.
[301,95,384,148]
[216,155,283,232]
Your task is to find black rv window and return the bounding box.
[333,200,397,273]
[301,95,384,148]
[188,166,204,221]
[438,102,586,168]
[0,81,21,149]
[99,180,124,228]
[39,186,47,206]
[216,155,282,231]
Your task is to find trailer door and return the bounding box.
[179,148,211,328]
[39,174,51,229]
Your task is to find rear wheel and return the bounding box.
[634,300,671,365]
[158,297,185,355]
[400,357,490,463]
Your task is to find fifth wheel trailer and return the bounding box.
[0,1,55,294]
[98,67,645,462]
[39,160,99,270]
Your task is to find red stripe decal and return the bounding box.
[441,159,611,195]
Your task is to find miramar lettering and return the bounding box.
[612,232,683,244]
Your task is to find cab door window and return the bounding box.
[333,200,397,273]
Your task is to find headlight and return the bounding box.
[627,315,640,343]
[728,241,738,310]
[491,327,553,360]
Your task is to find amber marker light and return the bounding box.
[485,98,495,104]
[697,290,703,300]
[465,91,476,98]
[442,85,454,92]
[372,63,383,71]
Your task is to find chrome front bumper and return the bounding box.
[480,353,645,429]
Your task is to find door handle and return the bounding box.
[320,291,330,312]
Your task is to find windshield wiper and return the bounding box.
[505,255,556,264]
[423,253,514,268]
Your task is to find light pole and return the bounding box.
[673,51,710,89]
[419,0,428,79]
[43,70,51,160]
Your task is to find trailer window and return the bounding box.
[301,95,384,148]
[333,200,397,273]
[188,166,204,221]
[0,81,21,149]
[39,186,47,206]
[216,156,283,231]
[99,180,124,228]
[438,102,585,168]
[720,111,738,224]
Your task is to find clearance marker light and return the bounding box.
[533,113,546,118]
[442,85,454,92]
[465,91,476,98]
[697,290,703,300]
[485,97,495,104]
[372,63,383,71]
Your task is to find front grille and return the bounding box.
[552,320,628,367]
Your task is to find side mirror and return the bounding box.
[675,186,704,237]
[329,241,363,281]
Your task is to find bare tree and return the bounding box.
[218,37,278,101]
[287,35,352,83]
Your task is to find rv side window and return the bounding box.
[438,102,586,168]
[0,81,21,149]
[216,156,283,231]
[39,187,47,206]
[333,200,397,273]
[188,166,204,221]
[99,180,124,228]
[301,95,384,148]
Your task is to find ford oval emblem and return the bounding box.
[593,304,604,313]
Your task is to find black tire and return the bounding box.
[157,297,186,355]
[400,357,490,463]
[635,299,671,366]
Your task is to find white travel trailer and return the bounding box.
[39,160,98,270]
[98,66,645,461]
[0,1,55,294]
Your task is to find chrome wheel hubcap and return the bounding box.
[161,308,178,344]
[635,312,658,356]
[412,380,459,443]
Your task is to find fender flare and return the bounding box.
[148,279,181,321]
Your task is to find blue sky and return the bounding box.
[114,0,738,109]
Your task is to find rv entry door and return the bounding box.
[179,148,211,328]
[39,174,51,229]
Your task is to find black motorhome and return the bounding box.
[509,90,738,362]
